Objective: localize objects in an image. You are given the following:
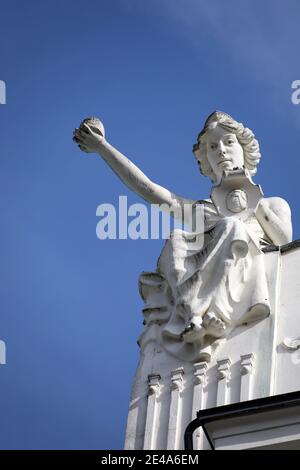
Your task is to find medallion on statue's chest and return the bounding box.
[211,168,263,219]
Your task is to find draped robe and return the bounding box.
[139,199,273,361]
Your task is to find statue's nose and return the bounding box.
[218,142,226,156]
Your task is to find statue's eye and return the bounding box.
[210,143,217,150]
[227,139,234,145]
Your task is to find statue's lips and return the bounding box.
[218,159,232,166]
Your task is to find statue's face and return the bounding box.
[206,125,244,182]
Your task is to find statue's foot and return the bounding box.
[181,318,205,344]
[203,311,226,338]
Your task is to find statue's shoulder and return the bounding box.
[261,196,291,218]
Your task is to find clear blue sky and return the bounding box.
[1,0,300,449]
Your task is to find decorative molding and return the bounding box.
[217,358,231,406]
[148,374,161,396]
[170,368,184,392]
[217,358,231,381]
[240,354,255,402]
[240,353,255,375]
[167,368,184,450]
[144,374,161,450]
[192,362,208,450]
[194,361,208,386]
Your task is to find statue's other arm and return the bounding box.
[73,121,195,221]
[256,197,292,246]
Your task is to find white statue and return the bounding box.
[73,111,292,361]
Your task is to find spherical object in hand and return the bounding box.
[80,116,105,138]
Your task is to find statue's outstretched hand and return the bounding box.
[72,116,194,216]
[73,117,105,154]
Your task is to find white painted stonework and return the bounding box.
[124,247,289,450]
[73,111,296,450]
[124,244,300,449]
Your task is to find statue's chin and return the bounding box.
[219,161,233,169]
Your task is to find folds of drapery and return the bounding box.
[139,200,271,362]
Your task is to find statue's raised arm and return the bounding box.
[73,118,195,221]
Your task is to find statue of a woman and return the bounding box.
[73,111,292,361]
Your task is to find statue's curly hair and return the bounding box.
[193,111,261,182]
